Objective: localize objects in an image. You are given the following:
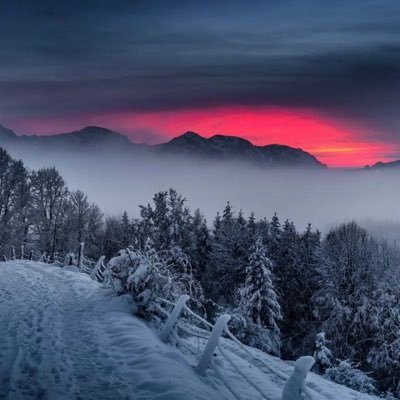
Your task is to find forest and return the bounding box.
[1,147,400,398]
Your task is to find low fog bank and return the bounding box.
[6,145,400,233]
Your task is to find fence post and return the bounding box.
[29,250,33,261]
[159,295,190,342]
[20,245,24,260]
[196,314,231,375]
[91,255,106,281]
[77,242,84,271]
[281,356,315,400]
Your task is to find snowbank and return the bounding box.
[0,261,383,400]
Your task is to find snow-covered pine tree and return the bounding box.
[190,209,210,279]
[138,189,193,255]
[280,223,322,358]
[247,211,257,245]
[268,212,281,260]
[313,332,332,374]
[209,202,248,303]
[367,286,400,395]
[240,237,282,355]
[212,212,221,240]
[118,210,136,249]
[314,222,379,363]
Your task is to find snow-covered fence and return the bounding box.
[159,294,190,342]
[195,314,231,375]
[282,356,315,400]
[38,252,49,263]
[157,295,319,400]
[7,242,103,281]
[77,242,84,271]
[6,245,35,262]
[90,255,107,282]
[63,243,99,277]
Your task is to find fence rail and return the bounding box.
[157,295,320,400]
[1,242,107,283]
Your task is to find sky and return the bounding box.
[1,0,400,167]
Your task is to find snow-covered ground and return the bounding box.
[0,261,381,400]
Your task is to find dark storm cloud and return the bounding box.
[1,0,400,140]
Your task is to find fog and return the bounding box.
[6,145,400,234]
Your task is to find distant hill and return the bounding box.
[0,124,326,168]
[0,125,137,150]
[366,160,400,169]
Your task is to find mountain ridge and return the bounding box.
[366,160,400,169]
[0,124,326,168]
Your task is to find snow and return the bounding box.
[0,261,383,400]
[176,327,382,400]
[0,261,231,400]
[281,356,315,400]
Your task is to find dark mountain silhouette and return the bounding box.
[0,125,325,168]
[366,160,400,169]
[156,131,325,168]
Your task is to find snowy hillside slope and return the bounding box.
[0,261,381,400]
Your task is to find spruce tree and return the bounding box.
[209,202,248,303]
[313,332,332,374]
[240,237,282,355]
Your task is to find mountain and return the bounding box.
[0,124,17,140]
[0,125,325,168]
[156,131,326,168]
[366,160,400,169]
[0,125,137,150]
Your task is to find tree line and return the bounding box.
[1,147,400,397]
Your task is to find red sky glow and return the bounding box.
[7,107,396,168]
[90,107,394,168]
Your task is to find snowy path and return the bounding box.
[0,261,232,400]
[0,261,382,400]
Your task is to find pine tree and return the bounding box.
[275,220,321,358]
[212,212,221,240]
[240,237,282,355]
[268,212,281,259]
[247,211,257,245]
[314,222,379,364]
[190,209,210,277]
[209,203,248,303]
[367,286,400,394]
[120,211,132,248]
[138,189,193,253]
[313,332,332,374]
